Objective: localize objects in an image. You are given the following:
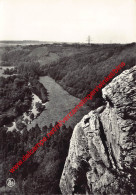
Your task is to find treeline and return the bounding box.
[0,76,32,127]
[16,61,48,102]
[3,67,17,75]
[30,78,48,103]
[0,74,48,127]
[0,123,73,194]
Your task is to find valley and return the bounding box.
[29,76,90,129]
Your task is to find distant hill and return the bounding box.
[0,40,41,44]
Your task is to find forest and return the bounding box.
[2,43,136,110]
[0,76,32,127]
[40,43,136,109]
[0,123,73,194]
[0,42,136,194]
[0,74,48,127]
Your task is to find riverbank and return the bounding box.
[0,71,48,131]
[6,93,46,132]
[28,76,90,129]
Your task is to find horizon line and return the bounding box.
[0,40,135,45]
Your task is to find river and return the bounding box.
[0,67,91,130]
[28,76,90,129]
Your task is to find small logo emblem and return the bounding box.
[6,178,15,187]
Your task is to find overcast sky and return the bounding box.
[0,0,135,43]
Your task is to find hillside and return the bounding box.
[1,43,136,111]
[41,43,136,109]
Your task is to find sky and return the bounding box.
[0,0,135,43]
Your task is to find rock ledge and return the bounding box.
[60,65,136,194]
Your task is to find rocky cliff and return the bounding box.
[60,65,136,194]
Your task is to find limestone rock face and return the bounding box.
[60,65,136,194]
